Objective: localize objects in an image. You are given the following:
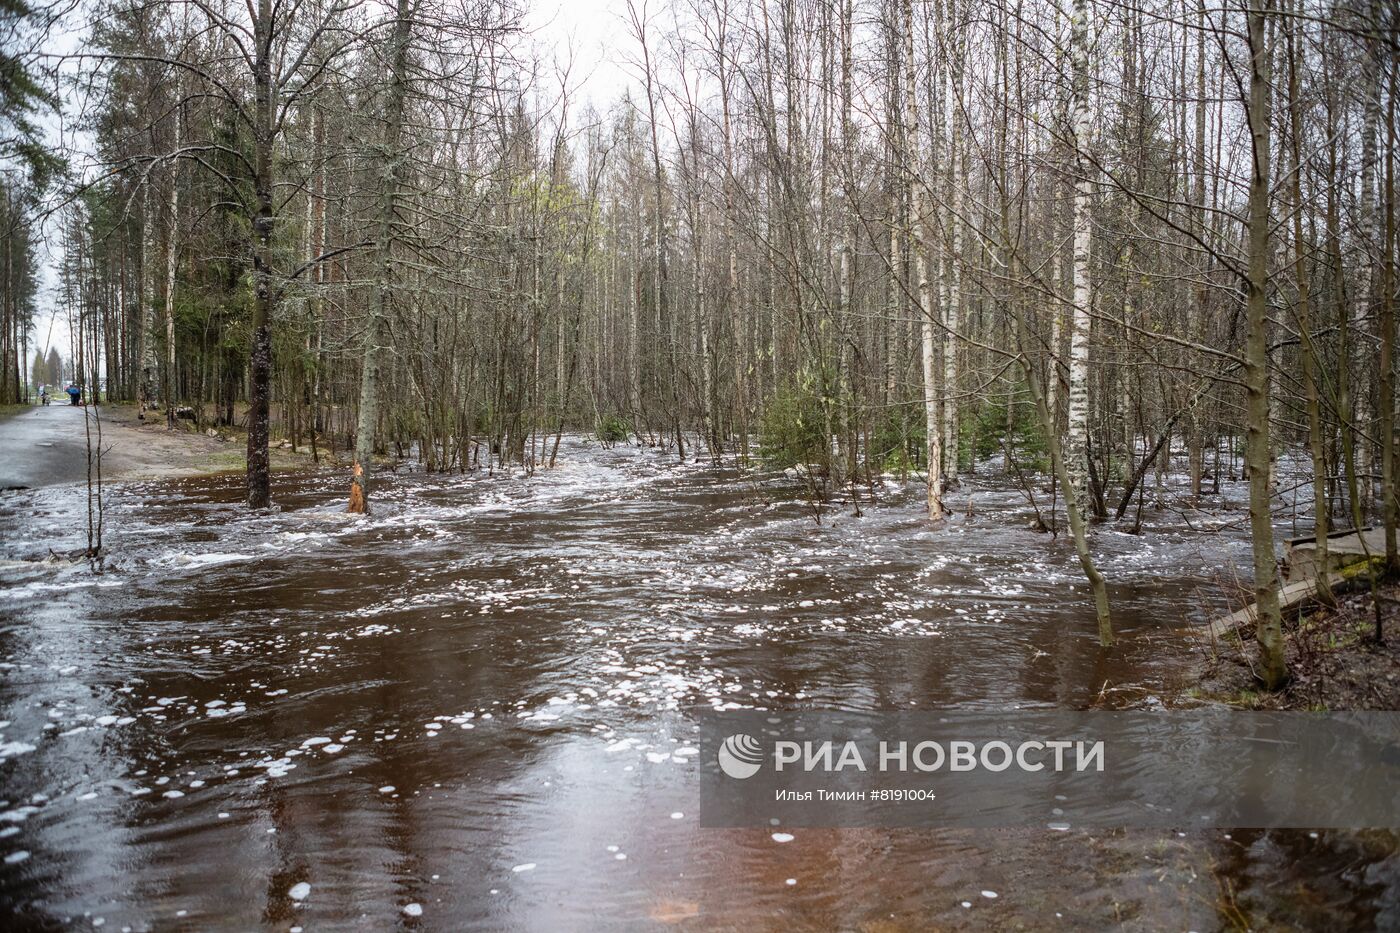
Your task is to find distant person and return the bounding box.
[66,384,81,406]
[38,385,48,406]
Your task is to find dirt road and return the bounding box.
[0,403,244,490]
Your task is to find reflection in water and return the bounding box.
[0,439,1393,929]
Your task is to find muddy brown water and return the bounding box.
[0,439,1395,930]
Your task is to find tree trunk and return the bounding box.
[246,0,275,510]
[1065,0,1094,518]
[1286,0,1330,603]
[165,100,181,431]
[1383,57,1398,577]
[138,183,157,412]
[1009,254,1112,644]
[350,0,413,514]
[903,0,941,519]
[943,1,962,485]
[1245,0,1285,689]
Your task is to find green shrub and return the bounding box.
[960,388,1050,473]
[1011,419,1050,474]
[868,406,924,475]
[596,415,631,444]
[962,401,1001,464]
[758,378,829,470]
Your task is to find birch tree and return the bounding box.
[1064,0,1094,518]
[905,0,941,520]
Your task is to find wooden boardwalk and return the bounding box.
[1284,527,1387,582]
[1201,572,1347,642]
[1200,528,1391,641]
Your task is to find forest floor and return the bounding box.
[0,401,312,490]
[1185,581,1400,709]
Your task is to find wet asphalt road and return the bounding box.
[0,404,98,491]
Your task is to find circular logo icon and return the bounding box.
[717,733,763,779]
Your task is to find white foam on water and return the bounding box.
[160,552,256,569]
[0,579,109,600]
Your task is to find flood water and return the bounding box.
[1,439,1396,930]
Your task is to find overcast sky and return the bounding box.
[30,0,644,371]
[527,0,637,107]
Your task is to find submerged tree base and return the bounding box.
[1188,580,1400,709]
[348,463,367,514]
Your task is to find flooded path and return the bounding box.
[0,439,1395,929]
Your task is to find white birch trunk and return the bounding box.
[905,0,942,519]
[138,183,157,412]
[1065,0,1094,517]
[943,8,962,483]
